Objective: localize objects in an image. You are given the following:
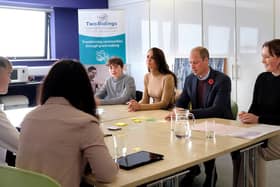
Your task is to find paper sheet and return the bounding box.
[192,122,280,139]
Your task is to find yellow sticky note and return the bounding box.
[133,147,141,152]
[132,119,142,123]
[114,122,128,127]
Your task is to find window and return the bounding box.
[0,7,50,59]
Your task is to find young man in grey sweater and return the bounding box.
[95,57,136,105]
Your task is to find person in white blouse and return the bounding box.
[0,57,19,165]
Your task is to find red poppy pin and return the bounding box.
[208,78,214,85]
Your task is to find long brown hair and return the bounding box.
[148,47,178,88]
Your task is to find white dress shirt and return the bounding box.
[0,109,19,165]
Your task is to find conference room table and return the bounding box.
[4,105,280,187]
[83,106,280,187]
[4,104,168,127]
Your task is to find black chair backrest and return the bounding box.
[136,90,143,102]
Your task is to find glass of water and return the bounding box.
[174,109,195,139]
[112,130,127,160]
[205,120,216,139]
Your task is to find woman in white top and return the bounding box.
[0,57,19,165]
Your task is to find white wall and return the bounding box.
[203,0,236,102]
[235,0,274,111]
[276,0,280,38]
[109,0,149,91]
[109,0,277,111]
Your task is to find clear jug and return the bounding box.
[174,109,195,139]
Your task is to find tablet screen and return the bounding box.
[117,151,164,170]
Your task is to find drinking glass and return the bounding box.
[113,130,127,159]
[186,110,195,130]
[96,108,104,116]
[205,120,216,139]
[96,108,104,125]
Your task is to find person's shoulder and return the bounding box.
[76,108,98,119]
[255,72,273,82]
[106,76,114,82]
[257,72,270,78]
[211,69,230,80]
[185,73,195,80]
[28,102,98,124]
[163,73,175,82]
[123,74,135,81]
[211,68,226,76]
[165,73,173,77]
[66,109,100,132]
[144,72,151,79]
[23,105,44,119]
[144,72,150,77]
[62,107,100,129]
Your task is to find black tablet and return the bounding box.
[117,151,164,170]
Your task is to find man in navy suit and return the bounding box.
[173,46,233,187]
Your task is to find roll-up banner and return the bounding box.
[78,9,126,65]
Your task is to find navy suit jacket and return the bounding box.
[176,68,233,119]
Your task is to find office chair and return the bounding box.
[136,90,143,102]
[0,166,61,187]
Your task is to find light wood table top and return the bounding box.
[98,105,170,122]
[86,118,280,187]
[5,106,279,186]
[5,105,169,127]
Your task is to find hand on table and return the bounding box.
[239,111,259,124]
[127,99,141,112]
